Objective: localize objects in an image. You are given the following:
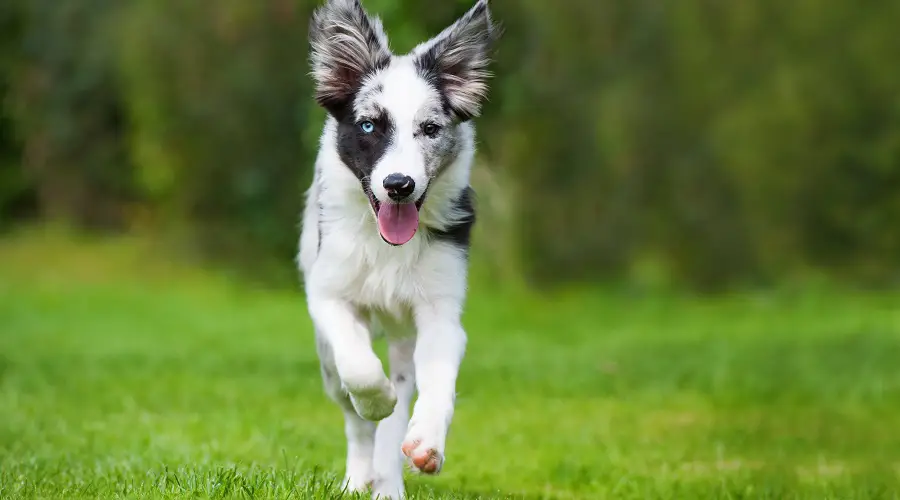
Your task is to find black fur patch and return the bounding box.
[336,105,395,184]
[428,186,476,251]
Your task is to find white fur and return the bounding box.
[298,61,475,500]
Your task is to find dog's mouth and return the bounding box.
[367,189,428,246]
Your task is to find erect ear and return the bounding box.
[413,0,500,121]
[308,0,392,113]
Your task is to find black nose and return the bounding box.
[383,173,415,201]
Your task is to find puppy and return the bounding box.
[296,0,499,498]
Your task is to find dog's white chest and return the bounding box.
[352,254,419,312]
[324,223,427,315]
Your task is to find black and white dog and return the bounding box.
[296,0,498,498]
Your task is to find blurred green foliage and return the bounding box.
[1,0,899,290]
[4,0,135,230]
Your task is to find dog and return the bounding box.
[296,0,499,498]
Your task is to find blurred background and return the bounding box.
[2,1,900,498]
[3,0,899,292]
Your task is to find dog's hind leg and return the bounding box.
[317,334,376,493]
[372,336,416,499]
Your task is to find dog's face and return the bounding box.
[309,0,498,246]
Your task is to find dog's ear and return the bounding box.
[309,0,392,113]
[414,0,500,121]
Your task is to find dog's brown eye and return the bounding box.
[422,123,441,137]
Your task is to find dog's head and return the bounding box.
[309,0,499,246]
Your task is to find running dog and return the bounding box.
[296,0,499,498]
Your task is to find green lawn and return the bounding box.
[1,227,899,499]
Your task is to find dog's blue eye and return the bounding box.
[360,121,375,134]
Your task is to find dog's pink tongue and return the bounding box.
[377,203,419,245]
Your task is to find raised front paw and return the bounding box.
[346,378,397,421]
[339,357,398,421]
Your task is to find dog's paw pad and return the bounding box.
[401,438,443,474]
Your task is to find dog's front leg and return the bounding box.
[307,295,397,421]
[402,300,467,474]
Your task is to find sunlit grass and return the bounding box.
[1,226,899,498]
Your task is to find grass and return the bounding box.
[1,225,900,499]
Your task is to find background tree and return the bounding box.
[1,0,898,289]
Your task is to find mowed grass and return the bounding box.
[1,227,900,499]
